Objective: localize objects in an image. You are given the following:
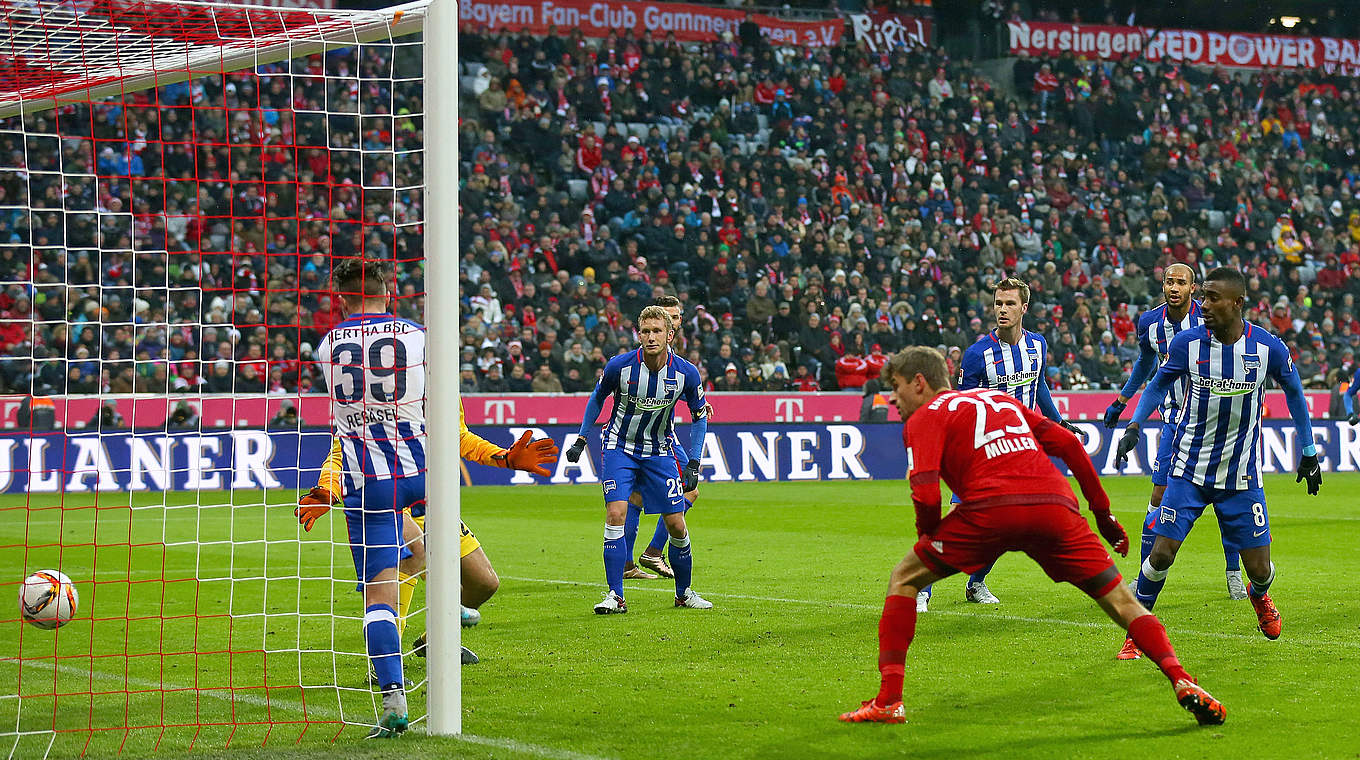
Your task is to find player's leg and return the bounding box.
[1024,504,1225,725]
[640,454,694,576]
[344,491,410,737]
[1134,476,1203,612]
[622,492,657,579]
[395,509,424,639]
[597,450,638,612]
[964,559,999,604]
[461,543,499,609]
[1093,582,1226,725]
[1217,488,1280,638]
[840,548,946,722]
[918,493,965,610]
[1138,422,1178,567]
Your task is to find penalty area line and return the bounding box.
[502,575,1360,649]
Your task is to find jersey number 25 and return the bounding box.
[947,391,1030,450]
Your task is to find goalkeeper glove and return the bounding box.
[564,437,587,463]
[1296,452,1322,496]
[495,430,559,477]
[1349,413,1359,426]
[681,459,701,491]
[1059,419,1089,444]
[1102,400,1126,428]
[295,486,336,531]
[1114,424,1140,468]
[1091,510,1130,557]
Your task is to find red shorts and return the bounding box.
[913,504,1122,598]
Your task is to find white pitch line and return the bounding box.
[455,734,616,760]
[501,575,1360,649]
[0,660,614,760]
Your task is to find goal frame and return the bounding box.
[1,0,462,738]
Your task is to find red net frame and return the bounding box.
[0,0,430,754]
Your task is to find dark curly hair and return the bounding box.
[331,257,389,307]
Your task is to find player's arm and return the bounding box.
[1106,324,1157,427]
[1345,367,1360,423]
[1271,339,1321,495]
[296,435,343,531]
[680,366,709,489]
[958,344,982,390]
[904,414,944,537]
[459,400,560,476]
[1017,404,1127,555]
[1115,333,1189,466]
[1033,338,1086,441]
[566,360,620,462]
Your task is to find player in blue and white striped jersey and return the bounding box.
[1102,265,1246,631]
[918,278,1086,611]
[623,295,715,581]
[564,305,711,614]
[313,258,425,738]
[1115,267,1322,643]
[1342,364,1360,425]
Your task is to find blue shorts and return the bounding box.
[603,449,685,515]
[343,474,423,588]
[1150,421,1177,487]
[1156,476,1269,551]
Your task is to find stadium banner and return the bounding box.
[457,0,845,47]
[3,420,1359,493]
[0,391,1335,430]
[849,12,932,53]
[1007,20,1360,74]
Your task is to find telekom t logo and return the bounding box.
[483,399,516,424]
[774,398,804,422]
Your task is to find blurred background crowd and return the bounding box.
[4,5,1360,409]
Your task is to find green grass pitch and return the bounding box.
[3,476,1359,759]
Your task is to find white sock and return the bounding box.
[1141,558,1170,582]
[669,533,690,549]
[604,524,624,540]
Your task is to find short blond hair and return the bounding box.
[638,305,673,331]
[882,346,951,390]
[994,277,1031,305]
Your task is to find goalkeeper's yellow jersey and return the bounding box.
[318,400,506,498]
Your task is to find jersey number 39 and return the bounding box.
[331,337,409,403]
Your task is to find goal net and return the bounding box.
[0,0,444,754]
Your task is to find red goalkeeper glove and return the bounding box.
[493,430,559,477]
[1091,509,1129,557]
[295,487,337,531]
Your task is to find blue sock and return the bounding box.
[363,603,403,689]
[624,504,642,559]
[1223,546,1240,572]
[921,584,932,598]
[668,532,693,595]
[604,524,626,597]
[1139,504,1158,565]
[649,498,691,553]
[1135,558,1169,612]
[968,561,997,586]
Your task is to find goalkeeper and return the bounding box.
[297,399,557,666]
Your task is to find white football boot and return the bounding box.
[674,588,713,609]
[1225,570,1248,601]
[593,590,627,614]
[965,581,1001,604]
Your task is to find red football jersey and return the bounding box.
[904,388,1106,516]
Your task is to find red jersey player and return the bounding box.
[838,346,1225,726]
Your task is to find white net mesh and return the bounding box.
[0,0,433,754]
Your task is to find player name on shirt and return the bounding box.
[981,434,1039,460]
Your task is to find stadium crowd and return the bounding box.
[6,21,1360,405]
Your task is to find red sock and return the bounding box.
[875,594,917,706]
[1127,614,1191,684]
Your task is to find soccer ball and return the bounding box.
[19,570,78,629]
